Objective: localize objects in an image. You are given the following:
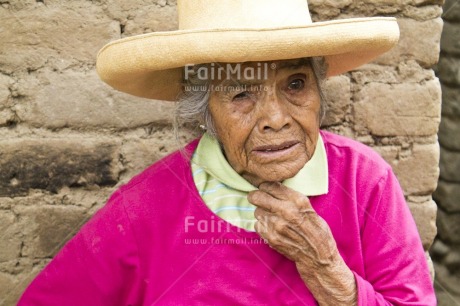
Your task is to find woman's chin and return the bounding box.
[245,162,306,187]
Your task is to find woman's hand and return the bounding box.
[248,182,357,306]
[248,181,334,264]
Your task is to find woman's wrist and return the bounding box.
[295,255,357,306]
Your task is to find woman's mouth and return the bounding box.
[252,141,300,159]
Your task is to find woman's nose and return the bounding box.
[257,91,292,133]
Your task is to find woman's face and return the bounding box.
[208,58,322,187]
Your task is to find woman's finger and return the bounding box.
[248,189,284,213]
[259,182,314,210]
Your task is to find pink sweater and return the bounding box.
[18,131,435,305]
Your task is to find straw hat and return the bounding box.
[96,0,399,101]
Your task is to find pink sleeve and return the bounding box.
[17,191,142,306]
[354,168,436,305]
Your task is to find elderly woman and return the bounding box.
[19,0,435,305]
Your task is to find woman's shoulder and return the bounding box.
[118,138,200,195]
[321,130,380,156]
[320,130,392,178]
[93,138,201,226]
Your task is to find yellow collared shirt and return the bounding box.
[191,133,329,231]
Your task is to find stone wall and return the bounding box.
[431,0,460,304]
[0,1,443,304]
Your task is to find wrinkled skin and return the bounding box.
[209,59,320,187]
[249,182,357,305]
[209,59,357,305]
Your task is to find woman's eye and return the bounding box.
[233,91,250,101]
[288,79,305,91]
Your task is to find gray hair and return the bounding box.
[174,57,328,139]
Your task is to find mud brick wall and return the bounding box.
[0,1,443,304]
[430,0,460,304]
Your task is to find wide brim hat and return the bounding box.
[96,0,400,101]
